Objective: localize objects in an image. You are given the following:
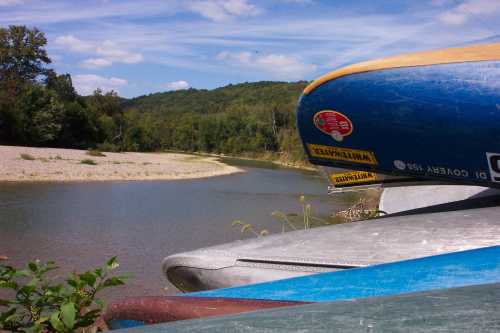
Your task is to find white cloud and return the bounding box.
[55,35,94,53]
[439,0,500,25]
[80,58,112,69]
[222,0,259,15]
[187,0,260,21]
[95,40,144,64]
[216,51,316,80]
[73,74,128,95]
[56,35,143,67]
[165,80,190,91]
[0,1,184,24]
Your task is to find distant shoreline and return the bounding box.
[165,150,317,172]
[0,145,243,182]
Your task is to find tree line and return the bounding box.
[0,25,307,163]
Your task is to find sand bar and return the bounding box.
[0,145,243,182]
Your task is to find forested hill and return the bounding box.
[126,81,305,114]
[121,81,308,162]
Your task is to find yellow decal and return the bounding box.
[330,171,377,186]
[307,144,377,165]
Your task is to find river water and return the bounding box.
[0,160,357,299]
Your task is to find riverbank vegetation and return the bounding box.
[232,190,384,238]
[1,25,308,166]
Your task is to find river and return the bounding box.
[0,160,358,299]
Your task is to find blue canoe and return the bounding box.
[297,42,500,188]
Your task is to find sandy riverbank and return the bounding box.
[0,146,243,182]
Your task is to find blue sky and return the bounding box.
[1,0,499,97]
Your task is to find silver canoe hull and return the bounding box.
[163,195,500,292]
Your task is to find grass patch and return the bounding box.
[20,153,35,161]
[80,159,97,165]
[87,149,106,157]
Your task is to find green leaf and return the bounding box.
[66,277,78,289]
[94,267,103,278]
[35,316,49,324]
[25,324,43,333]
[231,220,244,226]
[28,262,38,272]
[102,277,125,288]
[39,262,58,275]
[106,257,119,270]
[13,269,31,277]
[50,311,65,332]
[0,307,16,322]
[19,284,36,295]
[79,272,96,287]
[93,299,105,308]
[74,311,99,328]
[60,302,76,329]
[0,280,17,289]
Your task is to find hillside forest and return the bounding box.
[0,25,308,163]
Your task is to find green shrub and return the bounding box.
[0,257,126,332]
[19,153,35,161]
[86,149,106,157]
[80,159,97,166]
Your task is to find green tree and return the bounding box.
[17,85,63,145]
[46,71,77,102]
[0,25,50,94]
[0,25,52,144]
[86,89,124,149]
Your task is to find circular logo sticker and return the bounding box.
[313,110,353,142]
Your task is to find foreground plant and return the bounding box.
[231,220,269,237]
[271,195,330,232]
[0,257,126,332]
[232,195,331,237]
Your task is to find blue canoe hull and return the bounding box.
[297,45,500,187]
[186,246,500,302]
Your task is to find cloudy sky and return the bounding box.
[1,0,499,97]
